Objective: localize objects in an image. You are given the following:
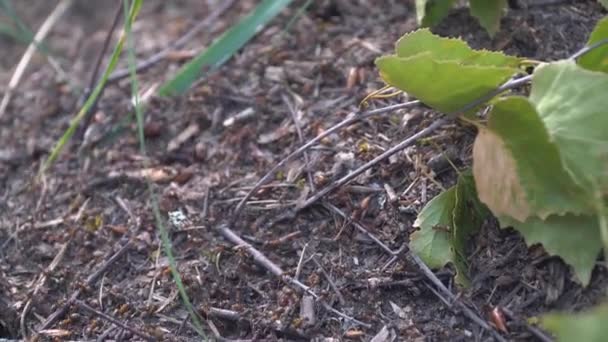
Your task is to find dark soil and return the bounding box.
[1,0,606,341]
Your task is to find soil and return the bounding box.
[1,0,607,341]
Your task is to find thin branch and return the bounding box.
[570,37,608,60]
[216,223,371,328]
[232,100,420,219]
[310,255,346,306]
[408,253,508,342]
[458,37,608,116]
[282,92,315,192]
[502,307,554,342]
[20,242,69,339]
[323,202,398,256]
[0,0,73,119]
[75,300,156,341]
[220,25,608,342]
[279,34,608,214]
[301,118,447,209]
[35,240,132,334]
[75,0,124,141]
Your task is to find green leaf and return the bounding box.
[500,214,601,286]
[472,96,590,222]
[411,187,456,270]
[0,22,23,42]
[411,172,488,286]
[377,30,522,113]
[596,200,608,266]
[578,16,608,73]
[452,172,489,259]
[376,53,517,113]
[600,0,608,10]
[394,29,521,68]
[529,61,608,196]
[469,0,506,37]
[0,0,50,52]
[415,0,455,27]
[159,0,293,96]
[542,302,608,341]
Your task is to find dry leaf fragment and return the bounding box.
[472,127,531,222]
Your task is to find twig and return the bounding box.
[75,0,124,141]
[400,39,608,342]
[282,93,315,192]
[283,36,608,214]
[0,0,73,119]
[301,118,448,209]
[208,307,242,321]
[96,326,116,341]
[20,242,69,339]
[21,199,89,337]
[323,202,399,256]
[107,0,238,83]
[75,300,156,341]
[232,100,420,219]
[310,255,346,306]
[501,307,554,342]
[463,37,608,116]
[35,240,132,334]
[216,223,370,328]
[294,242,309,280]
[408,253,508,342]
[570,37,608,60]
[220,25,608,342]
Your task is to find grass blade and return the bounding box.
[124,0,208,338]
[158,0,294,96]
[39,1,140,174]
[0,0,51,51]
[283,0,313,33]
[0,0,71,120]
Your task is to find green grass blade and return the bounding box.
[124,0,208,338]
[0,0,49,51]
[283,0,313,33]
[0,0,29,35]
[40,2,142,175]
[158,0,294,96]
[0,22,26,43]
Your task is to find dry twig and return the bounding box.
[75,300,156,341]
[232,100,420,218]
[0,0,73,119]
[216,223,371,328]
[35,240,132,335]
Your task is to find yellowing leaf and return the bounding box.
[472,97,590,222]
[473,127,531,222]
